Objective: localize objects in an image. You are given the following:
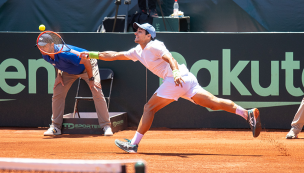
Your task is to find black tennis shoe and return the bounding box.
[115,139,138,153]
[247,108,261,137]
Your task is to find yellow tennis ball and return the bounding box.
[39,24,45,31]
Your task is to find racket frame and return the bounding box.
[36,31,78,56]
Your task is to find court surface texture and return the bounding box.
[0,127,303,173]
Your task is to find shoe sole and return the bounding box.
[43,133,61,136]
[114,140,137,154]
[286,136,298,139]
[104,133,113,136]
[253,108,261,138]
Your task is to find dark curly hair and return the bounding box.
[145,30,155,41]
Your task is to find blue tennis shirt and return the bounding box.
[42,44,87,75]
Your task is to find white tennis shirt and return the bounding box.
[124,40,188,79]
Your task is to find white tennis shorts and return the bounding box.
[155,72,205,101]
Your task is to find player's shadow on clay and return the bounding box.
[42,134,105,139]
[119,153,263,158]
[286,137,304,140]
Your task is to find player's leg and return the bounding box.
[131,76,184,144]
[115,83,176,153]
[191,89,237,113]
[183,72,245,116]
[181,72,261,137]
[115,94,174,153]
[137,93,174,134]
[44,72,79,136]
[191,90,261,137]
[286,98,304,139]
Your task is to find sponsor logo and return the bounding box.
[171,49,304,97]
[170,49,303,110]
[0,58,55,95]
[1,49,303,110]
[155,23,161,31]
[113,120,124,127]
[62,123,100,130]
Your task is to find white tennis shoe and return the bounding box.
[103,125,113,136]
[44,125,61,136]
[286,126,301,139]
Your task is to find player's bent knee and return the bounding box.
[143,103,157,114]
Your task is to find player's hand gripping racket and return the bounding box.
[36,31,83,57]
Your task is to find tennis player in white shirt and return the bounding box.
[80,22,262,153]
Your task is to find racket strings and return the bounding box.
[37,32,65,54]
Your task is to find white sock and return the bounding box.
[131,131,144,145]
[235,106,247,120]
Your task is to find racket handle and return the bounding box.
[70,49,88,58]
[70,49,80,56]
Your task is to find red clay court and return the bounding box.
[0,127,303,173]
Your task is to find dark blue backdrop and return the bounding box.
[0,0,303,32]
[0,32,303,130]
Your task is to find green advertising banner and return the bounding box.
[0,32,303,129]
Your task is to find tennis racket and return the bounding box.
[36,31,82,56]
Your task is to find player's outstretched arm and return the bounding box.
[79,51,131,61]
